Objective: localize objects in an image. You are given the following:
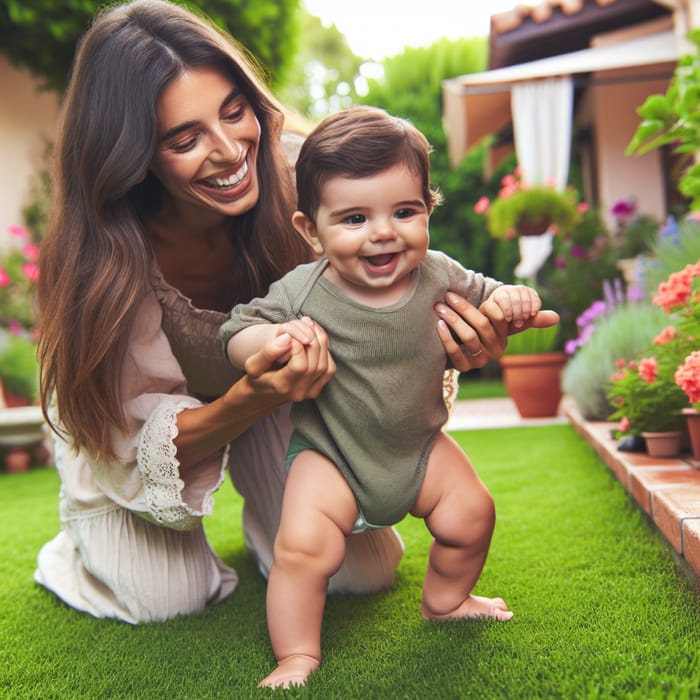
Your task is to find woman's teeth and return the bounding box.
[210,159,248,188]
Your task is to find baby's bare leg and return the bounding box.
[259,450,358,689]
[411,432,513,621]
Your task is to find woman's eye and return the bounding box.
[342,213,366,225]
[223,105,246,122]
[170,136,198,154]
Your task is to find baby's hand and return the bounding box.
[275,317,324,364]
[276,317,319,346]
[481,285,541,328]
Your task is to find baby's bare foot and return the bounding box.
[258,654,320,689]
[423,594,513,621]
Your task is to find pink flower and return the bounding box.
[21,242,40,262]
[501,173,518,189]
[8,225,28,238]
[653,326,677,345]
[652,262,699,312]
[473,196,490,215]
[638,356,658,384]
[22,263,39,283]
[620,416,630,433]
[675,351,700,404]
[0,268,9,287]
[498,183,519,199]
[577,202,589,213]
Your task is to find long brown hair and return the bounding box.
[38,0,311,458]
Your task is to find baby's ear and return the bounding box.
[292,211,324,256]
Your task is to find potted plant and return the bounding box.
[607,354,688,457]
[499,324,566,419]
[474,168,581,240]
[658,260,700,460]
[0,225,40,334]
[0,332,39,406]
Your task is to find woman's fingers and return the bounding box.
[245,320,335,401]
[435,294,508,371]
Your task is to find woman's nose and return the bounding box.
[210,130,244,162]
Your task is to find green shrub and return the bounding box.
[562,303,669,420]
[0,333,39,403]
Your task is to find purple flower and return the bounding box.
[611,199,635,218]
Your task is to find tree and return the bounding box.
[277,7,367,121]
[0,0,301,93]
[359,38,519,281]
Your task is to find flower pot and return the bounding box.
[4,446,31,473]
[517,216,552,237]
[641,430,683,458]
[499,352,567,418]
[682,408,700,460]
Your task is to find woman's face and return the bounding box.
[150,67,262,219]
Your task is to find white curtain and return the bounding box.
[510,76,574,279]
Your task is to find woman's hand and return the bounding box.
[243,318,336,403]
[435,292,560,372]
[436,293,508,371]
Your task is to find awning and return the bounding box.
[442,29,684,165]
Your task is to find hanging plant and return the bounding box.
[474,167,582,240]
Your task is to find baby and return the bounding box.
[221,106,545,688]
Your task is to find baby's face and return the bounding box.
[313,164,430,302]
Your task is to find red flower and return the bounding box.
[473,196,490,215]
[653,326,677,345]
[638,357,658,384]
[675,351,700,404]
[652,263,700,313]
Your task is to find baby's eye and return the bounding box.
[395,208,416,219]
[342,213,366,225]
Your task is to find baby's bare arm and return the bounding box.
[227,317,321,369]
[480,285,541,328]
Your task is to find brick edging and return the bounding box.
[565,403,700,587]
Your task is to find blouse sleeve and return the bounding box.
[86,291,227,531]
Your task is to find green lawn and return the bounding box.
[456,376,509,401]
[1,425,698,699]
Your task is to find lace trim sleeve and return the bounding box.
[138,398,228,530]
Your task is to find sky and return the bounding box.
[303,0,540,60]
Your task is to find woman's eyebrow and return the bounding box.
[159,87,243,144]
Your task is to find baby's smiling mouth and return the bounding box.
[363,253,396,267]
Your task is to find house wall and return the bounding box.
[0,57,60,247]
[591,65,674,229]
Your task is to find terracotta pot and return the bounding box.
[682,408,700,460]
[0,377,29,408]
[499,352,567,418]
[641,430,683,458]
[4,446,31,473]
[517,216,552,236]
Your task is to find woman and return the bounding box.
[34,0,512,624]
